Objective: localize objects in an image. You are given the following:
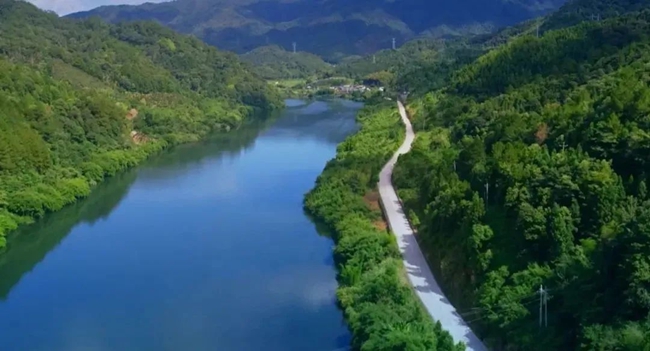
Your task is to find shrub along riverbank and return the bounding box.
[303,98,464,351]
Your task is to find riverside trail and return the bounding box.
[377,101,488,351]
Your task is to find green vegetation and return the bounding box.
[270,79,309,98]
[393,9,650,350]
[303,99,464,351]
[241,45,332,80]
[68,0,565,59]
[542,0,650,31]
[0,0,282,247]
[334,39,443,78]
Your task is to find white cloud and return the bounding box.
[25,0,170,16]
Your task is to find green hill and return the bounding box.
[241,45,332,79]
[0,0,282,247]
[67,0,567,60]
[334,39,444,77]
[393,7,650,350]
[542,0,650,31]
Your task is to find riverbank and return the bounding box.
[0,107,281,251]
[0,140,166,249]
[303,97,463,350]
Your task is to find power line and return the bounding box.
[458,293,540,320]
[464,299,539,325]
[456,274,596,329]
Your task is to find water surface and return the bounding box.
[0,99,361,351]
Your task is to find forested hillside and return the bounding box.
[0,0,282,248]
[335,39,443,78]
[241,45,332,80]
[394,9,650,350]
[338,0,641,93]
[67,0,566,60]
[542,0,650,31]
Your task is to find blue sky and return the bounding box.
[26,0,169,16]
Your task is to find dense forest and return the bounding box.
[0,0,282,248]
[304,99,464,351]
[392,7,650,350]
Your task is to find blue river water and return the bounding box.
[0,99,361,351]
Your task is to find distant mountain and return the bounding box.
[67,0,567,60]
[241,45,332,79]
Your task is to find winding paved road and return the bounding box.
[377,101,488,351]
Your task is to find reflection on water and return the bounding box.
[0,171,137,300]
[0,118,270,302]
[0,99,360,351]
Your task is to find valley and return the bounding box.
[3,0,650,349]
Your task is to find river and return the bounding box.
[0,99,361,351]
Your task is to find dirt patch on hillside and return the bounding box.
[364,190,388,232]
[126,108,138,120]
[130,130,149,145]
[363,190,381,211]
[373,220,388,231]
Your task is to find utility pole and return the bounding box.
[373,55,376,64]
[536,22,540,38]
[538,285,548,327]
[484,182,489,206]
[545,288,548,327]
[292,42,297,53]
[392,37,396,50]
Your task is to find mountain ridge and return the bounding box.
[67,0,568,60]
